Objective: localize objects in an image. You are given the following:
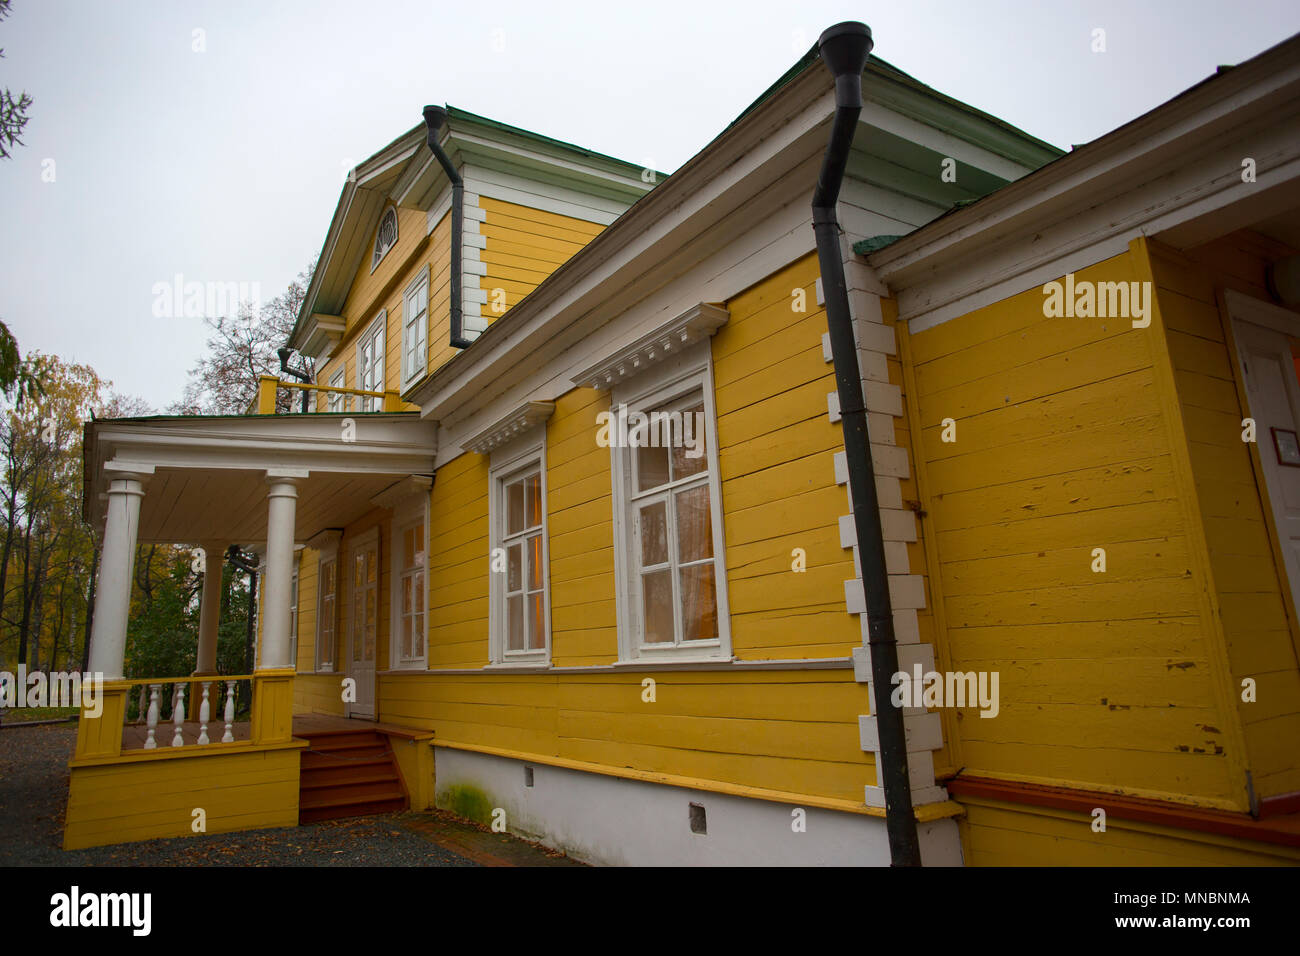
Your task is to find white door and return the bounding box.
[1230,294,1300,614]
[346,532,379,719]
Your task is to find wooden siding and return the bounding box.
[1146,232,1300,798]
[959,797,1300,865]
[379,253,880,805]
[478,196,603,324]
[906,249,1246,810]
[64,746,301,849]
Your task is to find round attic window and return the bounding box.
[372,207,398,271]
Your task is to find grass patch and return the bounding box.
[0,706,78,722]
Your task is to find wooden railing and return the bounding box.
[73,669,297,763]
[255,375,402,415]
[123,675,253,750]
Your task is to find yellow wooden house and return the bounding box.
[69,22,1300,865]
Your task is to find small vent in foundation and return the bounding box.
[689,802,707,834]
[524,766,535,788]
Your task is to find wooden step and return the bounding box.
[300,796,407,825]
[297,730,408,824]
[300,760,395,786]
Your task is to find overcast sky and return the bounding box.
[2,0,1298,410]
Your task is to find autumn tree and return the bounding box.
[176,260,317,415]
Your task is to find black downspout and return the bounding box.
[422,106,472,349]
[812,21,922,868]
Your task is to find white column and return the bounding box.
[194,540,227,675]
[259,475,300,671]
[87,471,148,681]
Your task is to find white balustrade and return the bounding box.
[128,677,250,751]
[143,684,161,749]
[222,682,235,743]
[197,682,211,745]
[137,685,147,724]
[171,683,186,747]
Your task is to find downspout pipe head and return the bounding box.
[817,21,872,108]
[422,104,448,146]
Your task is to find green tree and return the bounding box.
[0,0,32,161]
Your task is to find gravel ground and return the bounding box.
[0,723,579,867]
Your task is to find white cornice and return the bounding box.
[869,34,1300,331]
[460,401,555,455]
[571,304,730,390]
[370,474,433,509]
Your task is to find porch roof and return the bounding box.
[83,412,437,545]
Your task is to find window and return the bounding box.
[403,267,429,388]
[609,344,730,661]
[316,555,338,671]
[372,206,398,271]
[502,467,545,654]
[328,366,346,413]
[356,314,385,412]
[395,515,426,668]
[486,429,551,665]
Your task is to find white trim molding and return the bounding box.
[487,426,552,666]
[572,303,729,390]
[461,401,556,456]
[606,339,732,664]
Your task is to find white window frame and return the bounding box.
[314,533,342,672]
[356,313,386,412]
[402,265,430,389]
[487,432,552,666]
[327,366,346,413]
[610,341,731,663]
[371,206,398,272]
[388,494,430,670]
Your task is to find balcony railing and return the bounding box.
[73,669,298,763]
[123,675,253,750]
[255,375,402,415]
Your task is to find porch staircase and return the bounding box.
[297,728,408,824]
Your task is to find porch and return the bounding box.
[67,394,438,850]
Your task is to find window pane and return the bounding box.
[403,527,416,568]
[675,484,713,563]
[414,569,424,613]
[637,443,670,492]
[679,562,718,642]
[507,543,522,592]
[670,400,707,481]
[527,534,543,591]
[507,479,525,535]
[401,616,412,659]
[402,576,412,615]
[525,473,541,528]
[641,570,674,644]
[528,592,545,650]
[507,595,524,651]
[413,612,424,658]
[639,501,668,567]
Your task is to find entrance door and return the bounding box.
[1229,291,1300,615]
[346,530,379,719]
